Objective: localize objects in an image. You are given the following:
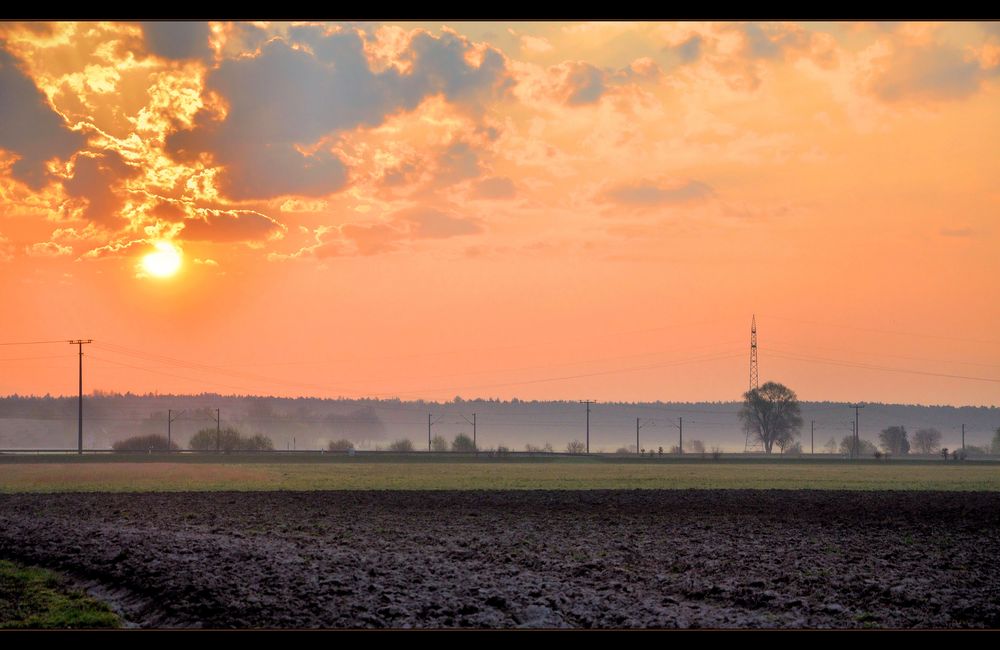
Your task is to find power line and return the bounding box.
[762,314,1000,346]
[765,339,1000,371]
[764,349,1000,384]
[0,339,73,346]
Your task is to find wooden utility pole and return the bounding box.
[811,420,815,455]
[68,340,92,454]
[216,408,221,452]
[168,409,184,452]
[580,400,595,453]
[850,404,865,460]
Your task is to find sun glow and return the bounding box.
[141,241,182,278]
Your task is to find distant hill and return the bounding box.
[0,393,996,453]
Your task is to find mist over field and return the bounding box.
[1,394,996,454]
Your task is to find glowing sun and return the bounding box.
[141,241,182,278]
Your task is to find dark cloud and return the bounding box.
[395,206,482,239]
[870,44,998,103]
[63,152,138,227]
[0,48,86,189]
[563,62,606,105]
[743,23,782,59]
[605,179,715,206]
[140,22,213,61]
[472,176,516,199]
[166,29,513,201]
[149,200,187,222]
[435,142,482,186]
[676,35,703,64]
[178,209,286,243]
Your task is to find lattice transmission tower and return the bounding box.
[744,315,762,453]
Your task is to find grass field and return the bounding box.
[0,560,120,629]
[0,455,998,491]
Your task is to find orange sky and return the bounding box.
[1,21,998,405]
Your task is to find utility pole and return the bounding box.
[962,423,965,450]
[811,420,815,455]
[68,340,92,455]
[580,400,595,453]
[216,408,221,452]
[679,417,683,454]
[428,413,432,451]
[168,409,184,452]
[461,413,477,453]
[851,404,864,460]
[637,418,640,456]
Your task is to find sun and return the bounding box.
[141,241,183,278]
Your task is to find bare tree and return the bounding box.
[690,440,706,455]
[913,428,942,454]
[431,435,449,452]
[824,436,837,454]
[738,382,803,454]
[879,426,910,455]
[566,440,586,454]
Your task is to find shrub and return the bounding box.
[113,434,179,452]
[328,439,354,451]
[964,445,987,457]
[431,435,449,452]
[451,434,476,452]
[839,436,876,457]
[388,438,415,452]
[188,427,273,451]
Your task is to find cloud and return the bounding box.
[62,151,138,227]
[434,141,482,186]
[742,23,783,59]
[521,35,554,54]
[194,257,219,266]
[178,209,286,243]
[271,205,482,260]
[0,233,13,262]
[940,227,977,238]
[166,28,513,201]
[80,238,149,260]
[604,179,715,206]
[559,61,606,105]
[140,22,213,61]
[26,241,73,257]
[866,43,999,103]
[394,206,482,239]
[675,35,703,64]
[472,176,516,199]
[0,48,86,189]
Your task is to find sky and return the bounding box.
[0,21,998,406]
